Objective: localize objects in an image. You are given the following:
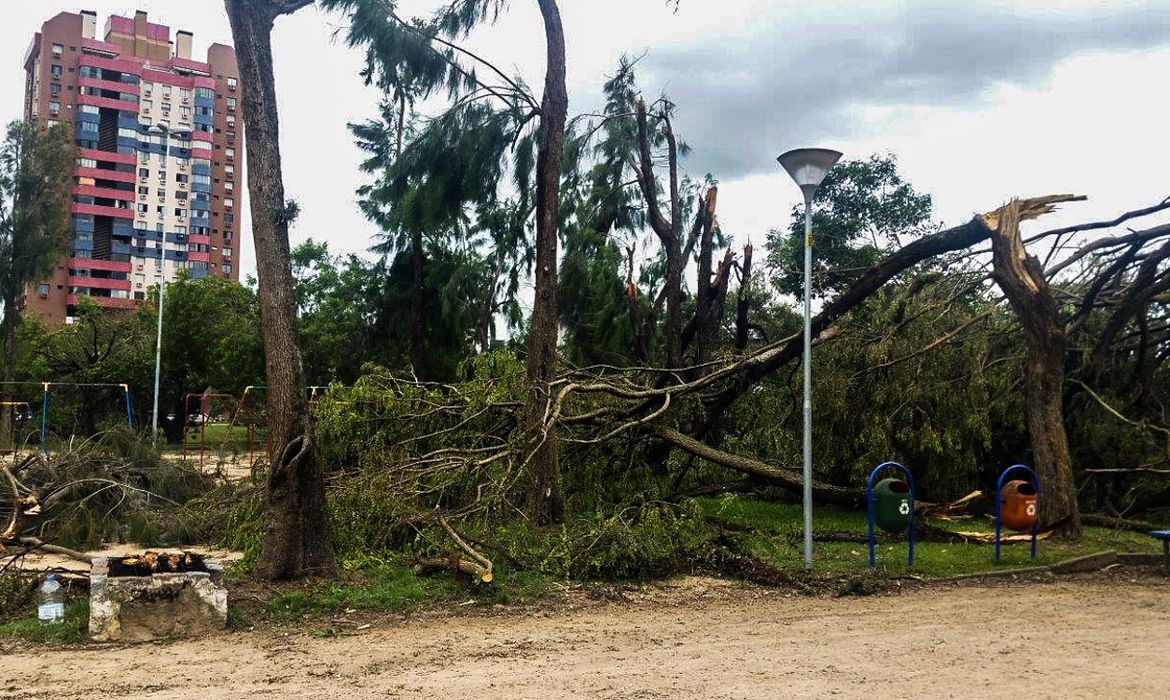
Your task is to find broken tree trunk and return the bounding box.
[989,196,1085,538]
[653,426,865,507]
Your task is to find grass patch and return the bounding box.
[696,494,1160,579]
[261,555,555,624]
[0,600,89,645]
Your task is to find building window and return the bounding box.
[162,84,171,98]
[195,87,214,100]
[225,148,235,160]
[226,97,237,110]
[137,203,148,213]
[51,64,62,78]
[52,44,64,57]
[76,157,96,168]
[79,122,98,134]
[175,208,187,218]
[221,264,232,275]
[224,181,233,192]
[50,83,61,96]
[227,77,238,90]
[224,165,235,177]
[138,168,149,178]
[224,198,233,209]
[223,247,232,258]
[180,88,191,102]
[176,173,189,184]
[49,101,61,115]
[142,100,152,112]
[79,104,99,115]
[37,283,51,296]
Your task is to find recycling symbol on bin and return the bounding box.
[1026,502,1036,517]
[898,500,910,515]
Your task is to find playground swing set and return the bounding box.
[179,385,338,467]
[0,381,134,453]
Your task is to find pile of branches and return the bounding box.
[1,430,217,568]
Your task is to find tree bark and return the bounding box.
[990,199,1081,537]
[526,0,568,525]
[694,187,718,369]
[225,0,334,579]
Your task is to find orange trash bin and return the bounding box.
[1000,479,1038,531]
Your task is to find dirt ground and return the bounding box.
[2,574,1168,700]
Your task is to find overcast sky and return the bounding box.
[5,0,1169,283]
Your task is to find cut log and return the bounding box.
[414,555,493,583]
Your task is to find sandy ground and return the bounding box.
[3,575,1169,700]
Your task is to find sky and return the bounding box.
[4,0,1169,285]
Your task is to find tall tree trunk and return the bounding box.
[990,199,1082,538]
[225,0,334,579]
[526,0,568,525]
[1,291,15,449]
[410,229,425,379]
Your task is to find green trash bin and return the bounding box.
[873,477,912,533]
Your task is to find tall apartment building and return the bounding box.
[22,10,242,324]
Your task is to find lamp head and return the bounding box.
[777,148,843,202]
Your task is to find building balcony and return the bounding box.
[66,294,137,310]
[68,258,131,273]
[70,203,134,220]
[77,94,140,114]
[76,167,136,184]
[74,185,134,202]
[79,148,137,165]
[78,76,140,96]
[67,276,130,291]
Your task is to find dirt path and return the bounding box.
[3,576,1168,699]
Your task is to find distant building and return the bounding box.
[22,9,242,324]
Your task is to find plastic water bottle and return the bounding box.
[37,575,65,625]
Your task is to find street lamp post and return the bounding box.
[151,280,164,447]
[777,147,842,571]
[150,124,172,448]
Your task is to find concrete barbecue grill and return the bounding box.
[89,551,227,642]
